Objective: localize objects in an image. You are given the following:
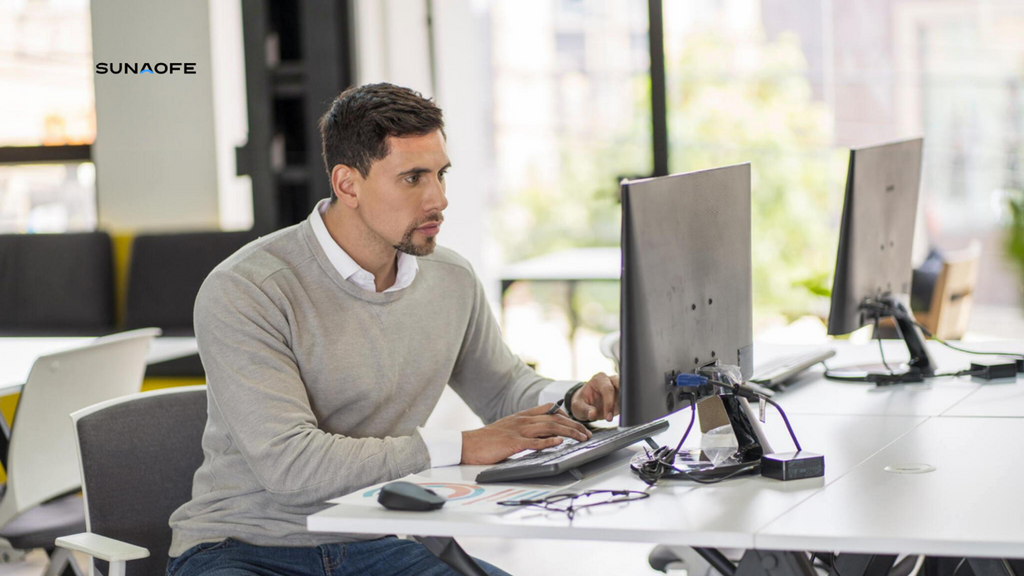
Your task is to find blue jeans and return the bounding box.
[166,536,511,576]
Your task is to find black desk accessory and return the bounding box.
[378,481,446,511]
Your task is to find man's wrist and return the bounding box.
[563,382,587,422]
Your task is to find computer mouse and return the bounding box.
[377,481,446,511]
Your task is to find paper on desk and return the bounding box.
[329,475,563,514]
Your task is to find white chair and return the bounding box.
[0,328,160,576]
[600,330,621,371]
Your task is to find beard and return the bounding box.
[394,215,443,256]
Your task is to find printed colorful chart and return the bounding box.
[330,475,562,513]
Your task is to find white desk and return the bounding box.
[757,416,1024,558]
[762,340,1005,417]
[0,336,199,395]
[309,410,924,550]
[308,340,1024,564]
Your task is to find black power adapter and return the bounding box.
[970,359,1019,380]
[761,452,825,481]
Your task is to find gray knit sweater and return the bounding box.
[168,215,551,555]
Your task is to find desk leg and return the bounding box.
[413,536,489,576]
[736,550,816,576]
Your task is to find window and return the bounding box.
[0,0,96,233]
[490,0,651,378]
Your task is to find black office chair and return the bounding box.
[0,232,115,336]
[56,386,207,576]
[124,231,256,376]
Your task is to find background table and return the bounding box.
[757,340,1023,417]
[0,336,199,395]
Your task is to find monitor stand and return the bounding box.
[825,294,936,384]
[639,392,772,481]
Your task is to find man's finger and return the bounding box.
[550,413,592,438]
[572,392,597,421]
[526,437,562,451]
[523,422,590,442]
[522,403,559,416]
[594,374,615,421]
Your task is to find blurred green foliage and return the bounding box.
[1007,189,1024,297]
[496,30,848,332]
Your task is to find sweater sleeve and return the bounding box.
[194,269,431,507]
[447,273,554,424]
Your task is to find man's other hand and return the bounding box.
[571,372,620,422]
[461,403,592,465]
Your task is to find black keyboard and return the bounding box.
[475,419,669,483]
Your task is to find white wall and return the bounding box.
[90,0,249,232]
[209,0,253,231]
[353,0,498,302]
[431,0,500,302]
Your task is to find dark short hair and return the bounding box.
[318,83,445,190]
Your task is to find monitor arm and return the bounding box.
[860,294,936,379]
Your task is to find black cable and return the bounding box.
[909,316,1024,360]
[694,547,737,576]
[875,315,896,374]
[634,398,697,485]
[952,558,967,576]
[830,553,845,576]
[932,368,986,378]
[669,460,760,484]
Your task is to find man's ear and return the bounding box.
[331,165,360,208]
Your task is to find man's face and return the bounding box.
[355,130,450,256]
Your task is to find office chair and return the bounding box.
[57,386,491,576]
[0,328,160,576]
[913,241,981,340]
[124,231,256,377]
[0,232,115,336]
[56,386,207,576]
[599,330,621,371]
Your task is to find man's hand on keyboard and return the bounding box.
[571,372,620,422]
[461,403,593,465]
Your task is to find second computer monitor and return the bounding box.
[827,137,924,336]
[619,164,754,427]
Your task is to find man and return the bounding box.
[167,83,620,576]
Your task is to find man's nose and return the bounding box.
[425,178,448,213]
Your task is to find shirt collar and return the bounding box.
[310,199,418,293]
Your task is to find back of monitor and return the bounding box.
[620,163,753,426]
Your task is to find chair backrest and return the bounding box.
[0,232,115,335]
[125,231,256,335]
[928,241,982,340]
[600,331,621,372]
[0,328,160,528]
[72,386,207,576]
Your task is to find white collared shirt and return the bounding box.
[310,199,418,293]
[308,199,580,468]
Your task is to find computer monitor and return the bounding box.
[619,164,754,427]
[826,137,935,382]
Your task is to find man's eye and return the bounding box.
[439,171,447,181]
[405,175,420,185]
